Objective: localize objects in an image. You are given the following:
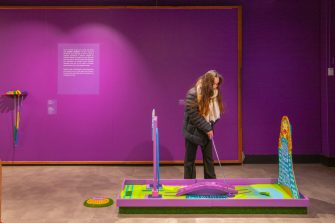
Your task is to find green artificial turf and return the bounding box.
[119,206,307,214]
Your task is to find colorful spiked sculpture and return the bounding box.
[278,116,300,199]
[4,90,28,147]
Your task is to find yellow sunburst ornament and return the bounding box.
[83,197,114,208]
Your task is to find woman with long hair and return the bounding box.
[183,70,224,179]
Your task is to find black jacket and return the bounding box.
[183,87,212,145]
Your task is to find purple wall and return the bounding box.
[242,1,322,156]
[0,9,239,161]
[321,0,335,158]
[0,0,332,161]
[329,0,335,158]
[330,0,335,157]
[321,0,330,158]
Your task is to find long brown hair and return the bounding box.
[195,70,224,116]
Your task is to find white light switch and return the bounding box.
[48,99,57,115]
[328,67,334,76]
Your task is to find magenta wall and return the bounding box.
[0,0,331,162]
[0,9,239,161]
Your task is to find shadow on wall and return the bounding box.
[0,95,28,113]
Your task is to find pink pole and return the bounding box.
[152,116,159,197]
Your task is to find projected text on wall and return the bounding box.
[63,48,95,76]
[58,44,99,94]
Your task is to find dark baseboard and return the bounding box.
[1,156,334,167]
[320,156,335,167]
[244,155,335,166]
[243,155,279,164]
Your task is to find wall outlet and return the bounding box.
[328,67,334,76]
[178,99,185,105]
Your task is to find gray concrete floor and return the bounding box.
[1,164,335,223]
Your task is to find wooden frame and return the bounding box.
[0,5,242,165]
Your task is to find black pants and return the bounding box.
[184,138,216,179]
